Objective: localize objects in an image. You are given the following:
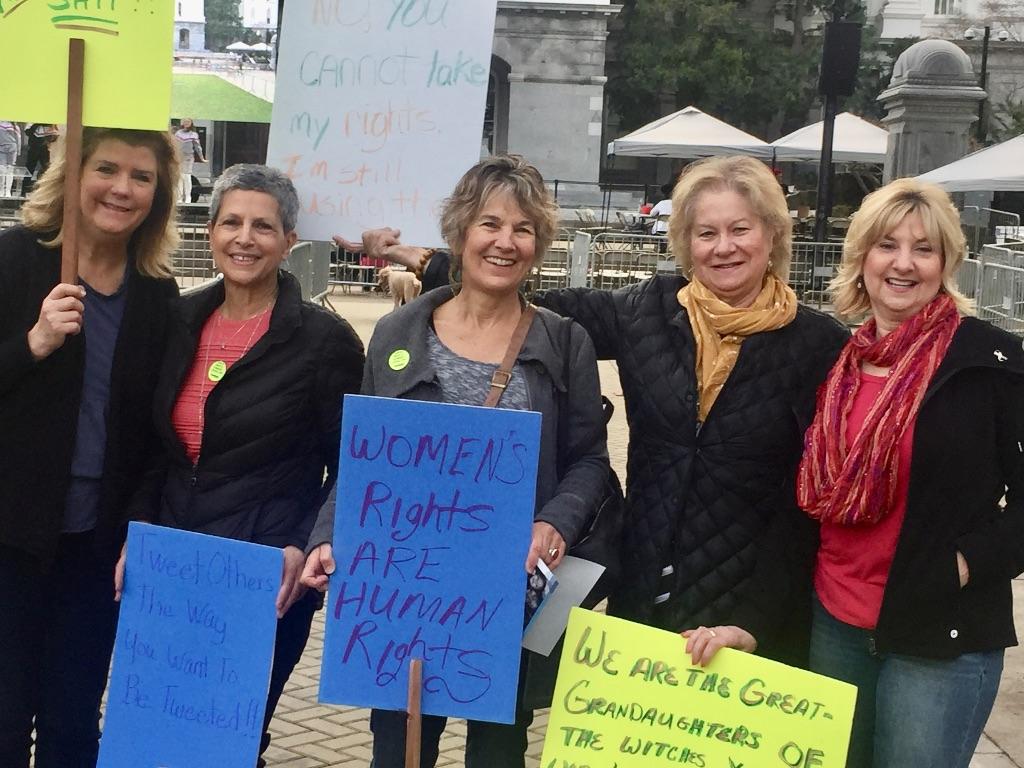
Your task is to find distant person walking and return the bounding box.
[0,120,22,198]
[173,118,205,204]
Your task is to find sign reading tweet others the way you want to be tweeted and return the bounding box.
[320,395,540,724]
[267,0,499,246]
[99,523,282,768]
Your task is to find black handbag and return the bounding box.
[556,321,624,608]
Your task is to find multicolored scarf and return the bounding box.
[678,274,797,422]
[797,293,960,525]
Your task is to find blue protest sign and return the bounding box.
[320,395,540,724]
[98,523,282,768]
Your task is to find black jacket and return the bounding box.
[0,225,178,566]
[535,276,849,664]
[150,271,364,550]
[872,317,1024,658]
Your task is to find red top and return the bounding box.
[814,370,916,630]
[171,309,271,463]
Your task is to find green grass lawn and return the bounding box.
[172,74,271,123]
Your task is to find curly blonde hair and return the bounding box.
[20,127,179,278]
[831,178,973,320]
[667,156,793,283]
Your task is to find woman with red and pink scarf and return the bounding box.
[797,178,1024,768]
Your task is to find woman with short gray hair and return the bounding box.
[125,163,365,766]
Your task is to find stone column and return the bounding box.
[878,39,986,182]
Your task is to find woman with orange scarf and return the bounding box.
[797,179,1024,768]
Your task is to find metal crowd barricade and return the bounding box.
[789,241,844,312]
[284,241,332,303]
[587,231,673,290]
[173,207,217,290]
[975,259,1024,334]
[529,229,574,291]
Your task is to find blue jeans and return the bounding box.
[0,534,120,768]
[810,595,1002,768]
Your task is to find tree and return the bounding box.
[204,0,244,52]
[606,0,825,137]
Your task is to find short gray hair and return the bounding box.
[209,164,300,232]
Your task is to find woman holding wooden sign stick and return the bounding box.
[125,164,365,767]
[0,127,180,768]
[303,154,612,768]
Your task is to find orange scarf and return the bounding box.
[678,274,797,421]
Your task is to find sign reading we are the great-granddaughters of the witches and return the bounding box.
[99,523,282,768]
[320,395,540,724]
[542,609,857,768]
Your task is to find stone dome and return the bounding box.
[889,39,977,87]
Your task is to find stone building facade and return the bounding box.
[492,1,620,183]
[174,0,206,52]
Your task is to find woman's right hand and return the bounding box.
[301,543,336,592]
[27,283,85,361]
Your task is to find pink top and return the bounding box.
[814,370,916,630]
[171,309,271,463]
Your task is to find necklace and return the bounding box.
[203,302,273,384]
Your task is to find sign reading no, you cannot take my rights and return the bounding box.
[320,395,540,724]
[542,609,857,768]
[0,0,172,129]
[98,523,282,768]
[267,0,500,246]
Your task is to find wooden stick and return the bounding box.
[60,37,85,285]
[404,658,423,768]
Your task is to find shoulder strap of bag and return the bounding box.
[482,304,536,408]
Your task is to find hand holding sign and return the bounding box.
[319,395,540,724]
[542,609,856,768]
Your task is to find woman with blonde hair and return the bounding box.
[798,178,1024,767]
[0,127,180,767]
[347,156,849,666]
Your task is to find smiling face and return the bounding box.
[862,210,943,334]
[208,189,297,294]
[689,188,772,307]
[79,139,158,246]
[459,190,538,298]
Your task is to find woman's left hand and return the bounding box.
[681,625,757,667]
[276,546,308,619]
[526,522,566,573]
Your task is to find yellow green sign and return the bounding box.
[0,0,172,129]
[542,609,857,768]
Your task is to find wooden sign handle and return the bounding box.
[60,37,85,285]
[404,658,423,768]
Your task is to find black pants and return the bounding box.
[0,533,120,768]
[256,588,319,768]
[369,656,534,768]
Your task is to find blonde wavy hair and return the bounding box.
[668,156,793,283]
[20,127,180,278]
[831,178,973,320]
[439,154,559,285]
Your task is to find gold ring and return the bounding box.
[548,547,559,558]
[707,628,717,638]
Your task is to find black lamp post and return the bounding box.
[968,25,992,144]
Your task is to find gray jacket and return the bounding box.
[308,286,611,551]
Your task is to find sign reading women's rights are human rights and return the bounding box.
[0,0,172,128]
[267,0,499,246]
[320,395,539,724]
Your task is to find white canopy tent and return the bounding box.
[225,41,252,52]
[607,106,772,160]
[916,134,1024,192]
[770,112,888,163]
